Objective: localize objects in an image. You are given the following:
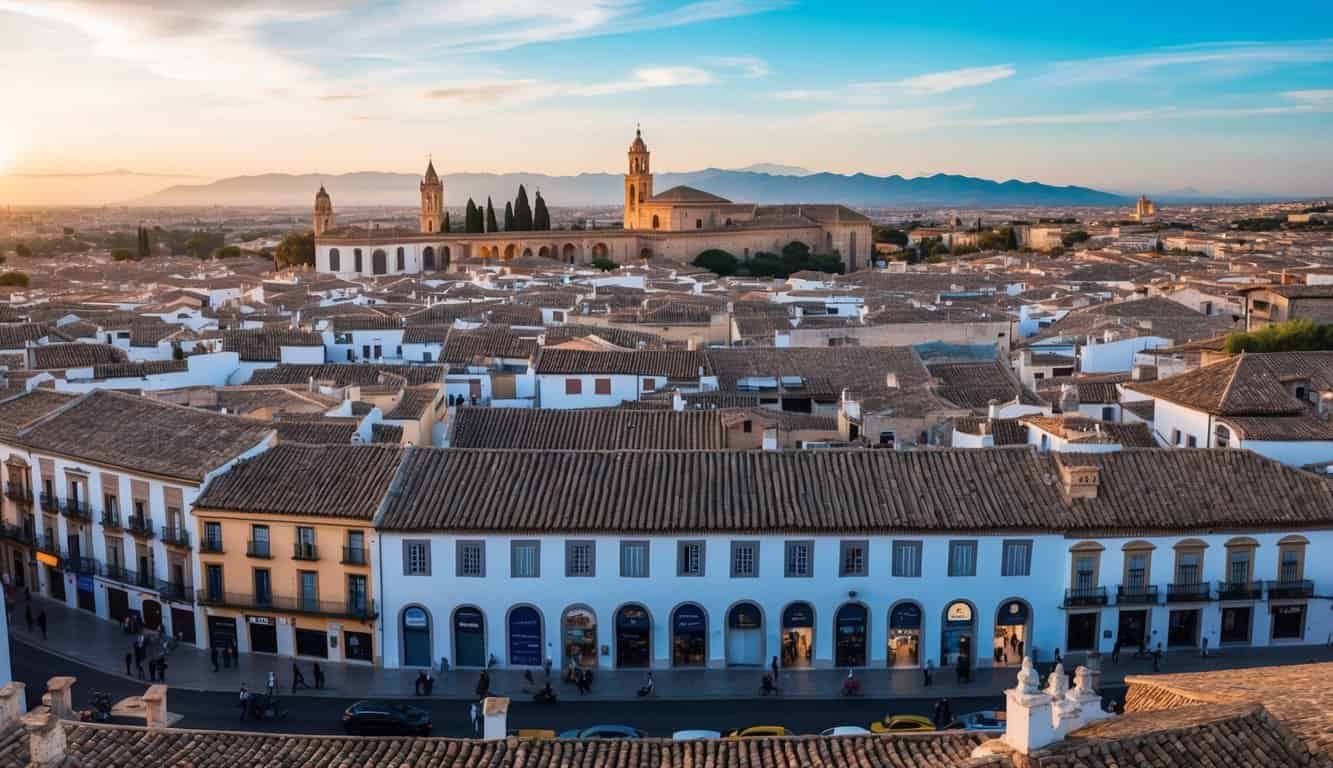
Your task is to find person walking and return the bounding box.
[158,656,168,682]
[124,651,133,677]
[24,604,32,633]
[940,698,953,729]
[770,656,779,685]
[475,670,490,699]
[1151,643,1163,673]
[36,610,46,640]
[266,670,276,698]
[134,642,146,680]
[469,701,481,737]
[424,670,434,696]
[415,671,426,696]
[923,659,934,687]
[1200,636,1209,659]
[1111,637,1122,664]
[932,699,945,729]
[211,646,220,673]
[239,685,250,721]
[313,663,325,690]
[291,663,309,693]
[543,656,553,681]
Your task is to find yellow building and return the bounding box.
[192,443,405,664]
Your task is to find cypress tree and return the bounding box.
[504,201,514,231]
[464,199,479,233]
[485,197,498,233]
[442,211,450,233]
[534,191,550,231]
[514,184,533,231]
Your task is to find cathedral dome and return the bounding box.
[629,127,647,153]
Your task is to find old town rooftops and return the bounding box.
[1126,351,1333,416]
[196,443,404,519]
[374,446,1333,534]
[450,406,727,450]
[534,348,711,378]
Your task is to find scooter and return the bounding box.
[79,691,113,722]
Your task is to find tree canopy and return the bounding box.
[0,272,30,287]
[485,197,499,233]
[590,255,617,271]
[692,249,738,276]
[1061,230,1091,247]
[534,191,550,230]
[1224,319,1333,354]
[503,201,514,231]
[273,231,315,268]
[514,185,533,231]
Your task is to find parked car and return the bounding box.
[946,711,1006,733]
[726,725,790,738]
[558,725,646,739]
[672,729,723,740]
[341,700,431,736]
[820,726,871,736]
[868,714,935,733]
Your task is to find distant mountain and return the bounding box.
[730,163,815,176]
[134,169,1129,208]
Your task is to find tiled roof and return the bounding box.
[442,329,537,363]
[951,417,1028,446]
[1126,352,1333,416]
[30,343,128,370]
[196,443,404,518]
[535,349,711,378]
[450,407,726,449]
[544,324,666,350]
[1018,415,1157,447]
[272,418,360,444]
[0,322,47,350]
[928,361,1043,410]
[708,346,926,397]
[649,185,731,203]
[15,390,273,483]
[384,387,437,420]
[371,423,404,443]
[331,314,402,331]
[0,389,78,439]
[221,329,324,362]
[402,324,452,344]
[1220,415,1333,440]
[93,360,188,379]
[248,364,445,387]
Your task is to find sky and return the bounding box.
[2,0,1332,204]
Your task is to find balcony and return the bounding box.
[39,493,58,512]
[1166,582,1212,602]
[160,525,191,550]
[61,499,91,522]
[200,537,225,555]
[4,483,32,505]
[293,542,319,561]
[35,534,59,557]
[0,522,35,545]
[1064,586,1108,607]
[1216,580,1263,600]
[103,564,156,590]
[246,541,272,559]
[1266,579,1314,600]
[195,590,377,621]
[66,555,98,575]
[1116,584,1159,605]
[100,510,122,530]
[156,579,193,602]
[126,515,155,538]
[342,546,369,566]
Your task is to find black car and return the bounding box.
[342,700,432,736]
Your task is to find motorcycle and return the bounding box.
[79,691,113,722]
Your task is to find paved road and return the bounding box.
[10,639,1088,737]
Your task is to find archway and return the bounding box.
[504,244,518,260]
[441,246,451,268]
[401,605,432,667]
[521,247,533,259]
[562,605,597,668]
[422,246,436,271]
[671,603,707,667]
[395,247,405,271]
[142,599,163,632]
[591,242,609,260]
[780,602,814,668]
[353,248,363,273]
[834,603,868,667]
[507,605,543,667]
[614,603,652,668]
[372,249,387,275]
[452,605,486,668]
[651,214,660,229]
[562,243,577,264]
[538,246,551,259]
[639,248,653,261]
[993,599,1031,666]
[329,248,341,271]
[726,602,764,666]
[941,600,976,671]
[887,601,922,668]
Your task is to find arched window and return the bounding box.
[629,186,636,208]
[834,603,868,667]
[671,603,707,667]
[615,604,651,668]
[725,602,764,667]
[1214,423,1231,448]
[353,248,363,273]
[422,246,436,271]
[780,602,815,668]
[452,606,486,667]
[401,606,432,667]
[396,247,405,271]
[651,215,660,229]
[562,606,597,669]
[371,249,387,275]
[507,605,543,667]
[328,248,341,271]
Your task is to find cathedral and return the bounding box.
[312,128,871,276]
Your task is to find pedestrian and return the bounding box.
[415,671,426,696]
[239,685,250,721]
[36,610,46,640]
[158,656,168,682]
[476,670,490,699]
[211,646,219,673]
[1017,640,1025,660]
[1152,643,1163,673]
[1111,637,1121,664]
[1200,636,1209,659]
[125,651,133,677]
[1053,648,1063,669]
[291,663,308,692]
[230,641,239,669]
[469,701,481,736]
[543,656,553,680]
[770,655,779,684]
[940,698,953,728]
[266,670,276,698]
[135,653,146,680]
[147,657,157,682]
[313,663,325,690]
[932,699,944,729]
[24,605,32,633]
[956,653,970,685]
[425,670,434,696]
[923,659,934,687]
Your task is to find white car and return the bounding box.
[820,726,871,736]
[672,730,722,741]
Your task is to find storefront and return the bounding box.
[1271,604,1306,641]
[992,600,1029,665]
[671,604,707,667]
[248,615,278,654]
[207,615,237,651]
[940,601,975,668]
[834,603,867,667]
[106,587,130,624]
[726,602,763,666]
[453,606,486,668]
[1066,611,1099,652]
[401,606,432,667]
[780,602,814,668]
[562,606,598,668]
[1220,605,1252,645]
[141,599,162,631]
[1116,609,1149,650]
[47,566,65,602]
[345,630,374,662]
[615,604,652,668]
[295,627,328,658]
[170,607,196,644]
[507,606,543,667]
[1168,609,1200,648]
[76,574,95,612]
[888,602,921,668]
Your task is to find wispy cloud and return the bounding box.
[896,64,1015,95]
[775,64,1014,103]
[569,66,715,96]
[1284,89,1333,104]
[1042,39,1333,85]
[423,80,543,104]
[705,55,770,78]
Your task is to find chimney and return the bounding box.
[21,709,66,768]
[42,677,75,720]
[482,697,509,739]
[1319,391,1333,420]
[1130,363,1156,382]
[1059,383,1079,414]
[987,399,1002,420]
[142,684,169,729]
[0,682,26,728]
[1057,461,1100,500]
[885,372,899,389]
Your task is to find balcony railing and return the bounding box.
[100,510,122,530]
[342,546,369,566]
[66,555,98,575]
[1216,580,1264,600]
[103,564,156,590]
[1116,584,1159,605]
[293,542,319,561]
[35,534,59,556]
[156,579,193,602]
[160,525,191,549]
[1266,579,1314,599]
[195,590,377,620]
[126,515,155,538]
[4,484,32,504]
[0,522,35,545]
[39,493,58,512]
[246,541,272,559]
[1064,586,1108,607]
[1166,582,1212,602]
[200,538,225,554]
[61,499,91,521]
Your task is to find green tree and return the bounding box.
[0,271,30,287]
[485,197,499,233]
[514,184,533,231]
[215,245,243,259]
[136,226,151,260]
[534,191,550,230]
[873,226,908,247]
[1005,226,1019,250]
[464,199,480,233]
[503,201,514,231]
[111,248,135,261]
[1224,319,1333,354]
[14,244,31,259]
[590,255,617,271]
[692,249,738,275]
[273,231,315,268]
[441,211,450,233]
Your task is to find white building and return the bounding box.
[534,349,714,409]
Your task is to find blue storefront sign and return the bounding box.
[890,602,922,629]
[508,606,543,667]
[77,574,94,593]
[673,604,706,634]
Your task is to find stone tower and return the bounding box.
[313,184,334,236]
[420,159,444,234]
[624,126,652,230]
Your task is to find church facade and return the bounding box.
[313,129,872,277]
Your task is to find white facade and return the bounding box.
[317,242,449,280]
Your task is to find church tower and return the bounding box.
[313,184,334,236]
[420,159,444,233]
[624,126,652,230]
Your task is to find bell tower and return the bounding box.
[420,158,444,233]
[313,185,334,236]
[624,125,652,230]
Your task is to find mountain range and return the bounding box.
[134,168,1131,208]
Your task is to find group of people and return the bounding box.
[210,642,240,671]
[23,603,47,639]
[124,632,169,681]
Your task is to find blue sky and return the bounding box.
[2,0,1332,201]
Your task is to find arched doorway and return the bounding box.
[615,604,651,668]
[401,606,432,667]
[941,601,975,670]
[726,602,763,666]
[503,244,517,260]
[562,243,577,263]
[395,247,405,271]
[834,603,868,667]
[780,602,814,668]
[888,601,922,668]
[591,242,609,260]
[329,248,341,271]
[639,248,653,260]
[452,606,486,667]
[538,246,551,259]
[422,246,436,271]
[142,599,162,632]
[651,215,660,229]
[441,246,451,268]
[993,599,1030,666]
[521,247,533,258]
[562,606,597,668]
[671,603,707,667]
[507,605,543,667]
[372,249,387,275]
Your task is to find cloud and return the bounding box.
[1042,39,1333,85]
[896,64,1015,95]
[569,66,715,96]
[775,64,1014,103]
[706,56,770,78]
[1284,89,1333,104]
[423,80,543,104]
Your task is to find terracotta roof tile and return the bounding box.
[450,407,727,449]
[196,443,403,518]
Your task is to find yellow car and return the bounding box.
[726,725,790,738]
[869,715,936,733]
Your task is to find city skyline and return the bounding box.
[2,1,1332,205]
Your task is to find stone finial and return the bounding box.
[1045,663,1068,699]
[1073,666,1094,696]
[1004,657,1058,755]
[0,682,27,729]
[44,677,76,720]
[142,685,168,729]
[1067,665,1112,725]
[1016,657,1040,695]
[21,708,67,768]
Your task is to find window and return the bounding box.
[456,540,485,577]
[642,378,656,392]
[784,540,813,577]
[879,431,896,448]
[891,540,922,578]
[1279,546,1303,582]
[298,570,318,610]
[730,541,758,578]
[947,540,977,577]
[1296,385,1308,401]
[1186,435,1198,448]
[742,420,752,434]
[403,540,431,576]
[511,540,540,578]
[620,541,649,578]
[1101,406,1115,421]
[345,530,366,564]
[203,522,223,553]
[347,574,368,615]
[565,378,582,395]
[1227,548,1252,583]
[1176,551,1201,585]
[594,378,612,395]
[695,219,702,229]
[296,526,316,559]
[253,568,272,605]
[329,249,340,271]
[1125,552,1149,588]
[396,247,405,271]
[249,525,270,557]
[1171,429,1182,446]
[677,541,705,576]
[1215,424,1231,448]
[1001,540,1032,577]
[353,248,363,273]
[104,493,118,518]
[566,540,595,577]
[839,540,867,577]
[1074,555,1097,590]
[205,564,223,601]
